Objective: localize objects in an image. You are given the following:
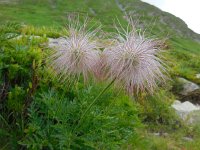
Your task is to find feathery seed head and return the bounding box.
[103,24,166,94]
[49,17,102,82]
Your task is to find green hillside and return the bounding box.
[1,0,200,82]
[0,0,200,149]
[1,0,200,40]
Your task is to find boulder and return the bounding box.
[172,100,200,124]
[177,77,199,96]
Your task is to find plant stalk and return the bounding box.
[72,78,116,133]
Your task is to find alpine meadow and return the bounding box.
[0,0,200,150]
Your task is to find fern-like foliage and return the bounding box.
[20,86,141,150]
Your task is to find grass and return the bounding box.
[168,37,200,84]
[144,125,200,150]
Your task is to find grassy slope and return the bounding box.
[0,0,200,149]
[0,0,199,83]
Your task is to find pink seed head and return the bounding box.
[49,18,102,82]
[103,26,166,94]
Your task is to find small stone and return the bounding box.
[172,101,200,124]
[48,37,67,49]
[152,132,168,137]
[153,132,160,136]
[182,137,193,141]
[173,100,181,105]
[162,132,168,137]
[172,101,200,112]
[177,78,199,96]
[196,74,200,79]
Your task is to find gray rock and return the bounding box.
[115,0,126,12]
[173,100,181,105]
[182,137,193,141]
[14,35,41,40]
[153,132,160,136]
[48,37,67,49]
[152,132,168,137]
[177,77,199,96]
[172,101,200,124]
[89,8,96,15]
[196,74,200,79]
[172,101,200,112]
[162,132,169,137]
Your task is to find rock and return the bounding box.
[152,132,168,137]
[177,77,199,96]
[182,137,193,141]
[14,35,41,40]
[89,8,96,15]
[115,0,126,12]
[172,101,200,124]
[153,132,160,136]
[196,74,200,79]
[172,101,200,112]
[188,111,200,124]
[48,37,67,49]
[173,100,181,105]
[162,132,169,137]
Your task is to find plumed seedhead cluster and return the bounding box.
[48,16,166,94]
[49,18,101,82]
[103,28,166,94]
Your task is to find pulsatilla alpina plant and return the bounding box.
[48,15,166,120]
[47,17,167,147]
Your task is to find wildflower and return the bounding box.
[103,24,166,94]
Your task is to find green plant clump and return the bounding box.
[0,23,143,149]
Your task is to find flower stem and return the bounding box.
[72,78,116,133]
